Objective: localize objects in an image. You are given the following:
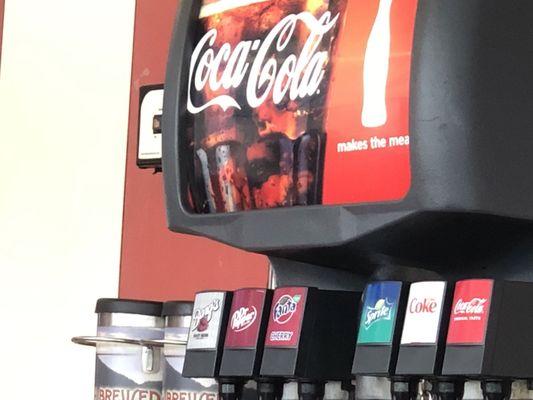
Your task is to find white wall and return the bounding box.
[0,0,135,397]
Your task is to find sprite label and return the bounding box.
[357,282,402,344]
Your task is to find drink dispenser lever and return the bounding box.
[260,287,361,400]
[182,291,233,379]
[395,281,461,400]
[352,281,411,399]
[440,279,533,400]
[219,288,274,400]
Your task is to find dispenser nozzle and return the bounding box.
[432,379,465,400]
[342,380,356,400]
[258,380,283,400]
[481,380,512,400]
[219,380,243,400]
[390,378,418,400]
[298,382,325,400]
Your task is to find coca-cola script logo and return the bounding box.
[231,306,258,332]
[192,299,221,332]
[453,298,487,315]
[273,294,301,324]
[409,297,438,314]
[364,298,393,329]
[187,11,340,114]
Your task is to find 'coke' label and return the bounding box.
[400,281,446,345]
[453,298,487,315]
[187,11,340,114]
[409,297,437,314]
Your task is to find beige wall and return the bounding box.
[0,0,135,397]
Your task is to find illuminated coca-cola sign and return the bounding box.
[187,11,339,113]
[182,0,419,214]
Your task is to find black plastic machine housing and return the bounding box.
[163,0,533,279]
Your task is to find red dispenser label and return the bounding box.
[265,287,308,348]
[225,288,267,348]
[446,279,494,345]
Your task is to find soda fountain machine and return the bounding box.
[161,0,533,399]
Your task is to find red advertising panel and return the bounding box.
[265,287,307,348]
[322,0,417,205]
[182,0,418,214]
[446,279,494,345]
[225,288,267,348]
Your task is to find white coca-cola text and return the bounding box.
[187,11,339,114]
[453,298,487,315]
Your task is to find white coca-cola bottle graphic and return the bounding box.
[361,0,393,128]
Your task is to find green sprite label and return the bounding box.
[357,282,402,344]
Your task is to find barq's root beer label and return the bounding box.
[182,0,418,214]
[446,279,493,345]
[187,292,226,350]
[265,287,307,347]
[357,282,401,344]
[400,281,446,345]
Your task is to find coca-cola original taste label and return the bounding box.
[400,281,446,345]
[225,288,267,348]
[265,287,307,347]
[446,279,493,345]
